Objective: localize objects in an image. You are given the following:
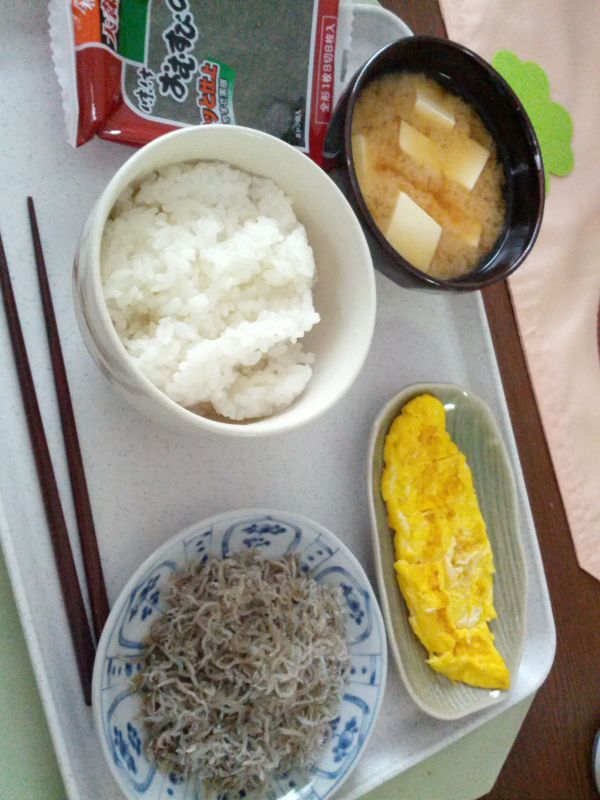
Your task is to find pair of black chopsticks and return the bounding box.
[0,199,109,705]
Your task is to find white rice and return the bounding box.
[101,161,320,421]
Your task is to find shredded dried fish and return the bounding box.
[136,553,349,794]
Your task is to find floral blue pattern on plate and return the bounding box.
[93,509,387,800]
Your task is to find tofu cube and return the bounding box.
[386,192,442,270]
[414,89,456,130]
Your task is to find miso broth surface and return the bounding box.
[352,73,506,280]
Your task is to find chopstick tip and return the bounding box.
[27,198,40,237]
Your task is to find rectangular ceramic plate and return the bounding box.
[0,4,555,799]
[368,384,528,721]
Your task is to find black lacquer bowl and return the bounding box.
[338,36,545,292]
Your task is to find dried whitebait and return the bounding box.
[136,553,349,794]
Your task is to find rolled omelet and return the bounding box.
[381,393,509,690]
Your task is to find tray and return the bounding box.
[0,3,555,800]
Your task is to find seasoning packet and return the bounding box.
[49,0,354,167]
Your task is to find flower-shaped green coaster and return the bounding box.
[492,50,574,192]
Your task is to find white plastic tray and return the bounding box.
[0,3,555,800]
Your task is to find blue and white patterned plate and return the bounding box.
[93,509,387,800]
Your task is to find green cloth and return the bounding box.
[492,50,574,192]
[0,553,65,799]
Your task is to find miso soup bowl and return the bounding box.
[73,125,376,437]
[341,36,545,291]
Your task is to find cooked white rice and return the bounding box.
[101,161,320,421]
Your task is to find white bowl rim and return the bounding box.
[82,125,376,437]
[92,506,388,800]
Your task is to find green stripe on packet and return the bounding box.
[118,0,151,64]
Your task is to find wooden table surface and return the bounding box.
[381,1,600,798]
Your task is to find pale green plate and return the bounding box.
[367,384,528,720]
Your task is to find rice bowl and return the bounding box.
[74,125,376,436]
